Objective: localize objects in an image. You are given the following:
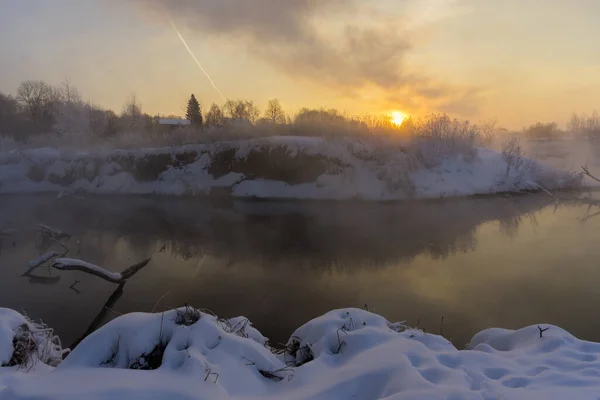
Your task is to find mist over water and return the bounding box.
[2,194,600,348]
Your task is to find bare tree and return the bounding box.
[502,137,524,176]
[121,94,143,131]
[223,99,260,123]
[59,79,83,105]
[16,80,61,127]
[53,80,90,135]
[205,103,225,128]
[122,94,142,119]
[568,112,600,140]
[263,99,286,124]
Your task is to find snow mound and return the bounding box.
[2,307,600,399]
[0,137,581,200]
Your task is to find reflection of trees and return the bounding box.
[498,212,538,239]
[4,194,552,273]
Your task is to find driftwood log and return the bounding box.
[52,258,151,284]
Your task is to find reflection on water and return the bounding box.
[1,194,600,348]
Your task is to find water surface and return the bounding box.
[0,194,599,348]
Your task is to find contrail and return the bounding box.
[169,18,226,101]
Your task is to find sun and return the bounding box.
[390,111,406,126]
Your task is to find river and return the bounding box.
[1,193,599,349]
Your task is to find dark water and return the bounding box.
[1,194,599,349]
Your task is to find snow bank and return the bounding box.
[0,137,580,200]
[2,307,600,399]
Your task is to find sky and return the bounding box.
[1,0,599,128]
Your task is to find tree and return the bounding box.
[523,122,562,139]
[223,99,260,123]
[568,112,600,139]
[16,80,61,128]
[186,94,203,126]
[0,91,27,136]
[263,99,286,124]
[53,80,89,135]
[59,79,82,105]
[121,94,142,131]
[294,108,345,125]
[205,103,225,128]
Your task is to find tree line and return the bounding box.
[0,79,340,141]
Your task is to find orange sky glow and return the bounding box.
[1,0,600,129]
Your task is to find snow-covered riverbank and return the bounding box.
[2,307,600,399]
[0,137,581,200]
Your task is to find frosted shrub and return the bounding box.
[501,137,524,177]
[410,114,480,167]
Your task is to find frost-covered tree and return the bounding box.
[186,94,203,127]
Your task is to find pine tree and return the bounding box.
[186,94,203,127]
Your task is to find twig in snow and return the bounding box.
[334,327,348,354]
[440,316,445,337]
[538,325,550,338]
[242,356,256,366]
[204,368,219,383]
[159,312,165,344]
[16,148,40,165]
[258,365,295,382]
[100,335,121,367]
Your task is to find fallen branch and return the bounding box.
[49,238,70,256]
[582,165,600,184]
[26,251,59,270]
[39,224,70,240]
[120,258,152,280]
[52,258,151,284]
[69,283,125,349]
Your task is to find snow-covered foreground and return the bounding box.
[0,137,580,200]
[2,308,600,399]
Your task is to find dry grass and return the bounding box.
[4,318,68,370]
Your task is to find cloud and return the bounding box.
[134,0,480,116]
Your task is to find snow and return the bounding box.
[0,137,580,200]
[26,251,59,269]
[2,307,600,399]
[52,258,124,282]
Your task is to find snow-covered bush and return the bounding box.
[0,309,68,370]
[410,114,480,168]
